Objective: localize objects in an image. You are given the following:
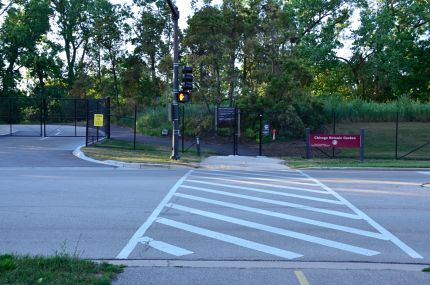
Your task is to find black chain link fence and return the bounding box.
[305,109,430,160]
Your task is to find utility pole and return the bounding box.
[166,0,180,160]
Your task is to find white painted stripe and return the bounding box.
[298,170,423,259]
[116,170,193,259]
[138,237,193,256]
[192,171,319,187]
[243,169,306,177]
[203,169,311,180]
[156,218,303,259]
[173,193,388,240]
[168,204,379,256]
[186,178,340,204]
[180,185,361,219]
[186,178,330,195]
[418,171,430,175]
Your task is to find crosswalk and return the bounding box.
[117,169,423,260]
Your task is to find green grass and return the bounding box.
[286,157,430,168]
[83,139,213,165]
[0,254,123,285]
[423,267,430,272]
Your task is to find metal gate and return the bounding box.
[0,97,110,143]
[0,97,43,137]
[85,98,110,146]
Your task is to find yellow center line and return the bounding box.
[294,270,310,285]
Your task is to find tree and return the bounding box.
[184,5,228,106]
[133,0,170,100]
[90,0,129,102]
[51,0,93,89]
[0,0,52,96]
[338,0,430,101]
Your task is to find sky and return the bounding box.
[177,0,223,29]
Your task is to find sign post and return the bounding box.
[360,129,365,161]
[216,107,238,155]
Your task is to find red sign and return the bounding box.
[310,134,361,148]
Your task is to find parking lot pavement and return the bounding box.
[0,136,100,167]
[0,166,189,258]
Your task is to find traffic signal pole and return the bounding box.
[167,0,180,160]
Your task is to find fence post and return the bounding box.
[360,128,365,162]
[85,99,89,147]
[43,98,46,137]
[106,97,111,139]
[259,113,263,156]
[40,98,43,137]
[234,108,238,155]
[9,98,12,136]
[305,128,311,159]
[134,104,137,150]
[395,110,399,160]
[96,100,100,142]
[196,136,201,156]
[74,99,77,137]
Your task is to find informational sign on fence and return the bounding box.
[216,107,236,128]
[306,129,365,161]
[310,134,361,148]
[263,124,270,136]
[93,114,104,127]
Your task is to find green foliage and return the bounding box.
[137,107,171,136]
[137,104,214,137]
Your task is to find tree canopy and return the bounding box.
[0,0,428,107]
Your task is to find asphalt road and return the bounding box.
[0,135,429,284]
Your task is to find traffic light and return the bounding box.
[177,91,190,103]
[182,66,193,91]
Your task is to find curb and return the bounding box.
[293,167,430,171]
[95,259,430,272]
[72,145,199,169]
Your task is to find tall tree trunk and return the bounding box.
[150,53,157,98]
[228,53,236,107]
[110,51,119,103]
[215,63,221,105]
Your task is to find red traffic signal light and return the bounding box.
[177,91,190,103]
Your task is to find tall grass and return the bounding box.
[323,95,430,122]
[135,96,430,139]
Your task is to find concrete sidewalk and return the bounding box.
[0,124,12,136]
[199,155,289,171]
